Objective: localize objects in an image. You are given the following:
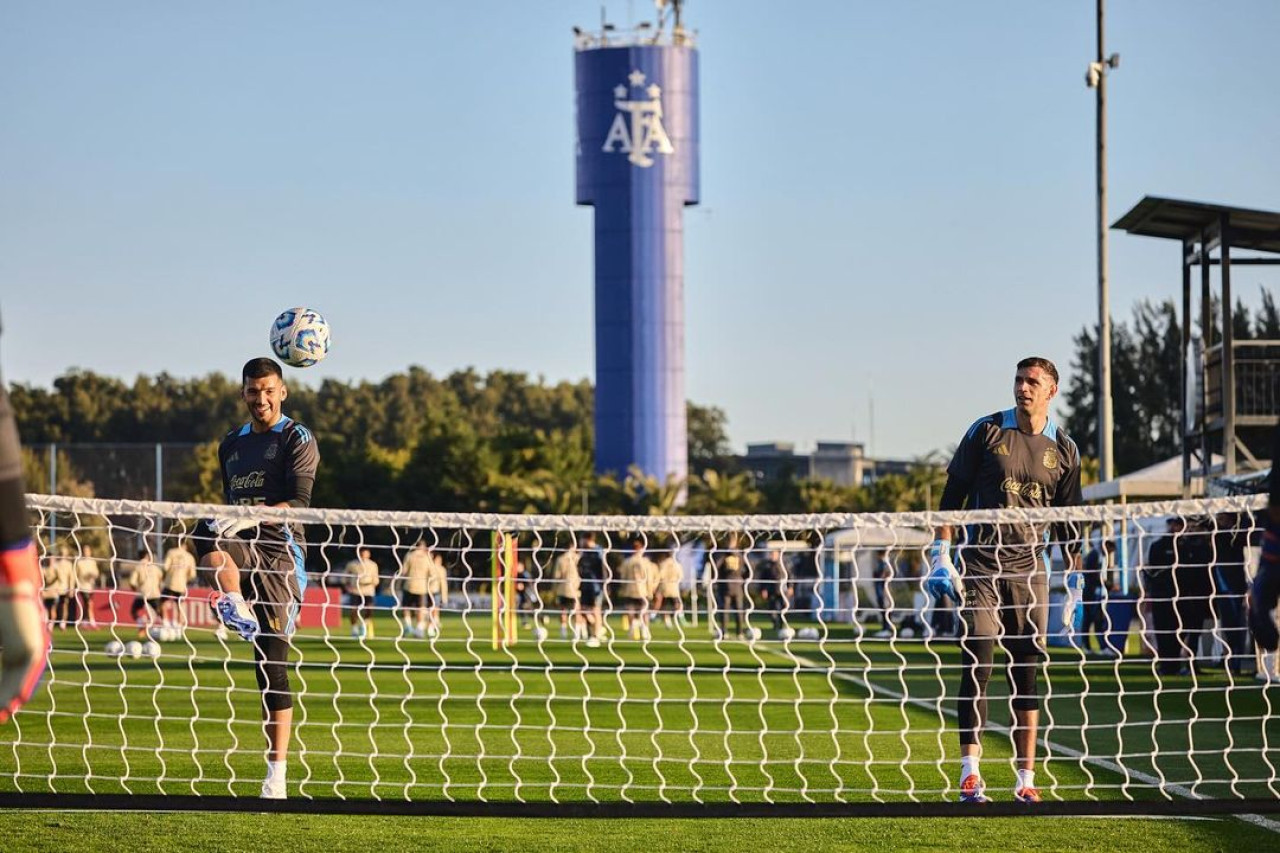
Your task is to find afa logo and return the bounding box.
[602,69,674,168]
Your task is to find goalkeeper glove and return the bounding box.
[204,516,259,540]
[1248,525,1280,651]
[923,540,963,604]
[1061,571,1083,629]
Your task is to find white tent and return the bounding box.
[1083,454,1222,502]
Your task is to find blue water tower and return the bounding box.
[574,2,699,489]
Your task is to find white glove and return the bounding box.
[1061,571,1083,629]
[923,540,963,604]
[205,516,259,539]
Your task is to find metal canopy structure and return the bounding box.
[1113,196,1280,492]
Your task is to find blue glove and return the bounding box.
[923,540,963,604]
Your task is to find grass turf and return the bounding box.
[1,611,1278,848]
[0,812,1276,852]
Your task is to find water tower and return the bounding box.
[574,0,699,487]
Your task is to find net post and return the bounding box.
[492,531,501,649]
[505,533,517,646]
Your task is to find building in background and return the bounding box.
[742,441,911,488]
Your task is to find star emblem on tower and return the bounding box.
[628,69,646,87]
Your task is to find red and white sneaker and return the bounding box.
[959,774,990,803]
[1014,786,1041,804]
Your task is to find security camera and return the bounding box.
[1107,53,1120,69]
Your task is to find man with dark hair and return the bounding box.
[195,356,319,799]
[0,343,47,724]
[1248,422,1280,653]
[924,356,1082,804]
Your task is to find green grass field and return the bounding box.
[2,612,1277,849]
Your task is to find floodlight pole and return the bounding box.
[1093,0,1115,482]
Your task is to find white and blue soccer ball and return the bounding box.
[124,640,142,659]
[270,307,331,368]
[141,640,161,659]
[105,640,125,657]
[776,626,796,641]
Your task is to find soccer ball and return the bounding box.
[105,640,125,657]
[796,627,820,641]
[900,627,916,640]
[270,307,330,368]
[532,626,549,642]
[142,640,161,658]
[744,626,761,641]
[776,626,796,641]
[124,641,142,659]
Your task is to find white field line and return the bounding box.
[759,644,1280,833]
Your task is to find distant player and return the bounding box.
[754,547,789,633]
[344,548,379,639]
[195,357,319,799]
[925,357,1082,804]
[128,549,164,638]
[652,543,683,629]
[160,541,198,630]
[0,350,47,724]
[577,533,605,647]
[397,541,433,638]
[1248,421,1280,653]
[42,546,73,628]
[73,545,100,627]
[617,537,655,640]
[552,540,584,639]
[714,533,747,640]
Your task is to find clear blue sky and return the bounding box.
[2,1,1278,459]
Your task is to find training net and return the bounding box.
[3,492,1277,806]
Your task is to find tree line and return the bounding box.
[1062,289,1278,475]
[12,289,1271,515]
[9,366,946,515]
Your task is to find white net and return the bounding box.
[4,492,1277,805]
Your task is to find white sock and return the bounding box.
[267,759,287,782]
[960,755,980,783]
[1016,768,1035,790]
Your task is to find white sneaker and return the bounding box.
[586,636,601,648]
[261,777,286,799]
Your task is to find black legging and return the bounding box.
[253,624,293,712]
[957,636,1041,747]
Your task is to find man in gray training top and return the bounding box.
[925,356,1082,805]
[196,357,319,800]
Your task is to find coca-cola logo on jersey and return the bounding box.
[1001,477,1044,501]
[230,471,266,492]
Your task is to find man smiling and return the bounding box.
[196,357,319,799]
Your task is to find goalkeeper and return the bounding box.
[195,357,320,799]
[0,338,47,724]
[1248,421,1280,652]
[924,357,1082,804]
